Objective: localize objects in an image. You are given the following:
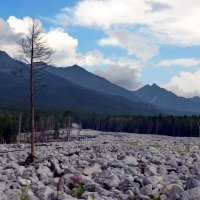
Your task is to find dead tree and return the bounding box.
[17,18,53,163]
[198,121,200,137]
[65,111,72,141]
[18,113,22,143]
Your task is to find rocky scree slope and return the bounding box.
[0,131,200,200]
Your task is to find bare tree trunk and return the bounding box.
[31,89,35,157]
[18,113,22,143]
[16,18,52,164]
[30,34,35,158]
[190,120,193,137]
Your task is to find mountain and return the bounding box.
[0,51,24,74]
[0,51,160,115]
[134,84,200,115]
[47,65,143,103]
[188,96,200,103]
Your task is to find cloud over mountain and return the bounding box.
[163,71,200,97]
[0,16,141,90]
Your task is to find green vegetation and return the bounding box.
[20,188,30,200]
[79,114,200,137]
[117,194,122,200]
[91,193,95,200]
[152,195,161,200]
[152,143,161,149]
[0,112,18,143]
[132,191,136,200]
[53,123,60,139]
[1,110,200,145]
[69,175,85,198]
[75,183,85,198]
[185,144,191,153]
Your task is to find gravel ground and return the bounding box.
[0,130,200,200]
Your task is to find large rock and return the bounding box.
[97,171,120,189]
[146,176,163,186]
[4,189,21,200]
[144,165,157,176]
[83,163,102,176]
[140,184,153,195]
[36,186,54,200]
[180,187,200,200]
[167,185,184,200]
[36,165,53,179]
[186,179,200,190]
[123,156,138,166]
[18,178,31,186]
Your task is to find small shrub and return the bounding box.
[91,193,95,200]
[152,143,161,149]
[153,195,161,200]
[69,175,85,198]
[185,144,190,153]
[20,188,30,200]
[131,191,136,200]
[70,175,82,185]
[76,183,84,198]
[117,194,122,200]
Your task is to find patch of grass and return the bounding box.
[173,146,183,153]
[91,193,95,200]
[69,175,85,198]
[131,191,136,200]
[117,194,122,200]
[75,183,85,198]
[126,141,138,147]
[20,188,30,200]
[152,195,161,200]
[152,143,161,149]
[185,144,191,153]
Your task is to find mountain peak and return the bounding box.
[71,64,80,68]
[151,83,160,88]
[68,64,85,71]
[0,50,10,58]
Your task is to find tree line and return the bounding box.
[78,114,200,137]
[1,111,200,144]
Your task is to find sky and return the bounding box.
[1,0,200,98]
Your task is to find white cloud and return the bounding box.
[7,16,35,34]
[60,0,200,46]
[99,29,159,61]
[157,58,200,67]
[51,50,115,67]
[45,28,78,66]
[163,71,200,97]
[95,65,141,90]
[0,18,22,56]
[0,17,78,66]
[0,16,141,89]
[145,0,172,13]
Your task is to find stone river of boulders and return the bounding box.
[0,130,200,200]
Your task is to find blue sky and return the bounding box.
[1,0,200,97]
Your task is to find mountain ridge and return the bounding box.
[133,84,200,114]
[0,51,160,115]
[1,50,200,115]
[47,64,144,103]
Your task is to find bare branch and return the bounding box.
[15,17,53,162]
